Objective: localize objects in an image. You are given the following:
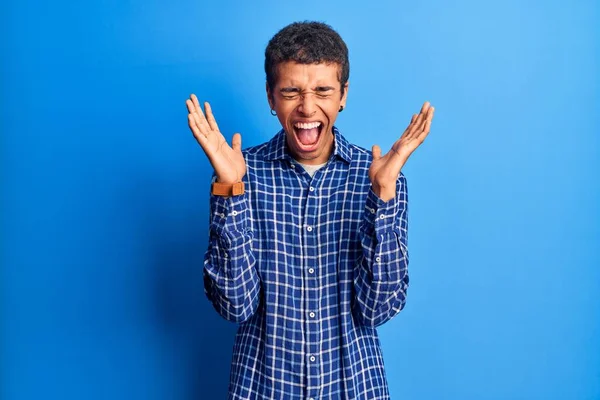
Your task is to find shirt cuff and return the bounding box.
[210,193,250,244]
[363,187,398,238]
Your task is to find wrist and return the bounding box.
[372,183,395,202]
[215,176,240,184]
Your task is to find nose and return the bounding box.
[297,93,317,116]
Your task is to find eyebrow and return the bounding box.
[314,86,335,91]
[280,87,301,93]
[279,86,336,93]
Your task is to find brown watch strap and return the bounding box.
[211,181,245,197]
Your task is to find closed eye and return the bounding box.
[280,87,301,100]
[314,86,334,98]
[279,86,337,100]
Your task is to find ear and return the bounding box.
[340,82,349,109]
[266,82,275,109]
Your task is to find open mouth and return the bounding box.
[293,121,323,148]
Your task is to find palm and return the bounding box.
[186,94,246,184]
[369,102,434,199]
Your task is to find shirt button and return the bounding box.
[231,211,238,216]
[306,226,313,232]
[308,268,315,274]
[309,312,316,318]
[379,214,385,219]
[309,356,316,362]
[370,207,376,214]
[375,257,381,262]
[309,187,315,192]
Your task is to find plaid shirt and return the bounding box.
[204,128,409,399]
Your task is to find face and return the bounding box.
[267,61,348,165]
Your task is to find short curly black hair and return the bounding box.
[265,21,350,97]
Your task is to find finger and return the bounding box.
[187,98,203,116]
[419,121,431,139]
[188,114,207,141]
[418,112,429,131]
[372,145,382,160]
[419,106,435,132]
[410,102,430,132]
[191,94,201,111]
[416,107,434,141]
[409,113,433,145]
[190,99,210,133]
[204,102,220,132]
[399,114,418,140]
[232,133,242,152]
[411,103,433,134]
[405,112,425,140]
[427,106,435,122]
[185,94,202,129]
[189,109,208,137]
[404,114,419,134]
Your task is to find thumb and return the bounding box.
[372,144,382,160]
[232,133,242,152]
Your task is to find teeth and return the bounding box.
[294,121,322,130]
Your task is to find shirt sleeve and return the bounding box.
[353,173,409,328]
[203,190,261,323]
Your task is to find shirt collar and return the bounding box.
[263,126,352,164]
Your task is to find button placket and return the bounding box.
[303,180,321,394]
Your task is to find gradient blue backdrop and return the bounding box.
[2,0,599,399]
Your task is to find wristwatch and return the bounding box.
[211,181,245,197]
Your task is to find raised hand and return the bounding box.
[186,94,246,184]
[369,102,435,201]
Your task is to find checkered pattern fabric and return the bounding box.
[204,128,409,399]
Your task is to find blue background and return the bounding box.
[2,0,599,399]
